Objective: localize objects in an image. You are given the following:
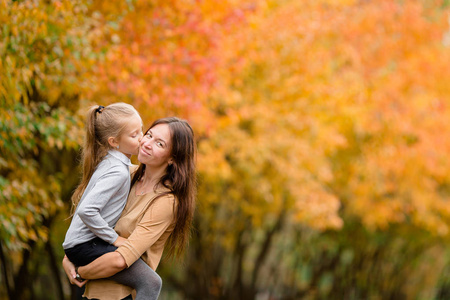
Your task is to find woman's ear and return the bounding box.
[108,136,119,149]
[168,158,174,166]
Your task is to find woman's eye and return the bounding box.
[157,142,163,147]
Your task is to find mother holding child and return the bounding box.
[62,103,196,300]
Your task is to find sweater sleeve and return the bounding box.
[77,166,128,244]
[116,195,175,267]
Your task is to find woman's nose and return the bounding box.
[141,138,152,148]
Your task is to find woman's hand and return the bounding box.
[62,255,87,288]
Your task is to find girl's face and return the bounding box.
[117,115,143,158]
[138,123,173,168]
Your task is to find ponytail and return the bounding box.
[71,103,140,211]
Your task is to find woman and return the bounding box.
[62,117,196,299]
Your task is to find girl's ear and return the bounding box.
[108,136,119,149]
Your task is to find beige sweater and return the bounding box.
[83,181,176,300]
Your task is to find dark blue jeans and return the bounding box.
[67,238,133,300]
[65,237,118,266]
[81,294,132,300]
[66,238,161,300]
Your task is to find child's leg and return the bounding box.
[109,258,162,300]
[65,238,117,266]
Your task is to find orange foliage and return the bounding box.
[85,0,257,133]
[200,0,450,234]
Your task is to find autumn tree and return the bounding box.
[3,0,450,299]
[1,0,254,298]
[160,0,450,299]
[0,0,111,298]
[85,0,241,129]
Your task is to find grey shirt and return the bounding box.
[63,150,132,249]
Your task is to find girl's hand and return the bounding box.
[113,236,126,247]
[62,255,87,287]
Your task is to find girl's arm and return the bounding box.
[77,166,129,245]
[114,236,127,247]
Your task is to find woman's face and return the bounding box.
[138,123,173,168]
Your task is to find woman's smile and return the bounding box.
[140,146,151,157]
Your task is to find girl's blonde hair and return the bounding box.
[71,102,140,209]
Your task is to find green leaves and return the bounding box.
[0,101,81,250]
[0,0,95,252]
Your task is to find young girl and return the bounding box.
[63,103,162,299]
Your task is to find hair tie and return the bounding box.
[95,105,105,114]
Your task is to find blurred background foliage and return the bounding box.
[2,0,450,299]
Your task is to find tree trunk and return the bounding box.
[12,240,36,299]
[231,229,247,300]
[0,241,13,299]
[250,208,286,296]
[46,237,65,300]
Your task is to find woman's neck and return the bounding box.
[141,165,166,188]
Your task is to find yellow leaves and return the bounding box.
[354,197,408,231]
[294,188,343,230]
[0,99,81,252]
[1,0,103,107]
[320,0,356,6]
[203,0,450,237]
[0,170,60,249]
[197,144,233,191]
[344,125,450,233]
[46,136,63,149]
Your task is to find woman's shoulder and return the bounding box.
[151,192,176,213]
[136,192,176,222]
[153,191,175,204]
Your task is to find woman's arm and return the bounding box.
[77,251,127,280]
[62,237,126,284]
[115,195,175,268]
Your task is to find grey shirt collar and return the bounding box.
[108,149,132,166]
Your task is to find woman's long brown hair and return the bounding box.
[131,117,197,259]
